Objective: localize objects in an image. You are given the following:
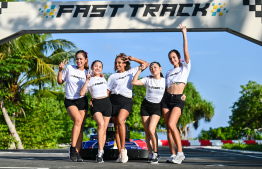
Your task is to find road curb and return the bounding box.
[158,140,262,146]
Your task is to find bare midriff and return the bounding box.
[167,82,185,94]
[93,96,107,99]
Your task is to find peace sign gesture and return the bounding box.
[59,59,68,72]
[86,70,91,81]
[179,23,187,35]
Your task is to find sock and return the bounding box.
[177,152,184,156]
[98,150,104,157]
[154,152,158,154]
[70,146,76,153]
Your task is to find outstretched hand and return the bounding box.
[179,23,187,35]
[59,59,68,71]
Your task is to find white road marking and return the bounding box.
[193,148,262,159]
[0,168,49,169]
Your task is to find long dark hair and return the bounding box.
[168,49,183,67]
[150,62,164,77]
[75,50,89,70]
[114,53,131,71]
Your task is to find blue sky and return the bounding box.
[49,0,262,139]
[52,31,262,138]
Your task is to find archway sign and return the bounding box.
[0,0,261,46]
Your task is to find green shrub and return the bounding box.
[222,143,262,152]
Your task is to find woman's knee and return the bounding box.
[168,122,178,131]
[117,119,125,126]
[148,127,156,136]
[97,121,105,129]
[74,117,83,126]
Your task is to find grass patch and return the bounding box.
[222,143,262,152]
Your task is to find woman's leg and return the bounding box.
[102,116,111,148]
[168,107,182,152]
[148,115,160,153]
[93,112,105,150]
[75,110,86,153]
[112,116,121,152]
[67,106,85,150]
[117,109,129,150]
[162,108,176,155]
[141,116,152,153]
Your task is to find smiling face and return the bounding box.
[115,57,126,72]
[91,61,103,76]
[168,52,180,67]
[75,53,87,69]
[150,63,162,77]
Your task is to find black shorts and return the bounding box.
[110,94,133,117]
[161,92,185,114]
[64,96,88,110]
[140,99,161,117]
[91,97,112,117]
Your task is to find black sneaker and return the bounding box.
[96,154,104,163]
[76,152,84,162]
[69,146,77,162]
[147,153,153,163]
[151,153,161,164]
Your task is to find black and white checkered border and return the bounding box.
[243,0,262,17]
[0,2,8,15]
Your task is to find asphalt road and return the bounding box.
[0,146,262,169]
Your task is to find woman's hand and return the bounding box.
[139,62,149,71]
[86,70,91,81]
[100,73,105,78]
[181,94,186,101]
[180,23,187,35]
[128,55,135,61]
[59,59,68,72]
[90,98,93,107]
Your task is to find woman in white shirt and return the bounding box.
[80,60,111,163]
[57,50,89,162]
[131,62,165,164]
[107,53,148,163]
[162,24,191,164]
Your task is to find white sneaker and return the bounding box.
[121,149,128,163]
[116,153,122,163]
[166,155,176,163]
[150,153,161,164]
[172,154,185,164]
[147,153,153,163]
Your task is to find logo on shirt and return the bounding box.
[169,72,180,77]
[91,82,106,86]
[116,75,127,80]
[149,86,164,90]
[71,75,85,80]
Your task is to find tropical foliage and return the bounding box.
[0,33,76,149]
[198,81,262,140]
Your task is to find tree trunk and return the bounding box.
[9,112,16,149]
[0,99,23,149]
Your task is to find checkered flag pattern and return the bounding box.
[0,2,8,15]
[243,0,262,17]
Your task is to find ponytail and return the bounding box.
[160,72,164,78]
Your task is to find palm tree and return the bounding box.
[180,82,215,139]
[0,33,77,149]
